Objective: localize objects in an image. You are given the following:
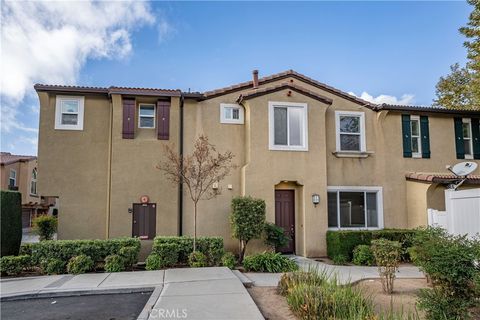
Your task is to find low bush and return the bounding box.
[243,252,298,273]
[371,239,401,294]
[41,258,66,275]
[33,215,57,241]
[263,222,290,251]
[411,227,480,320]
[188,251,208,268]
[332,254,348,265]
[154,243,179,268]
[104,255,125,273]
[221,252,236,269]
[326,229,416,262]
[145,254,162,271]
[352,244,375,266]
[278,270,324,296]
[119,246,138,270]
[67,255,94,274]
[1,191,22,257]
[152,236,223,266]
[21,237,140,265]
[0,255,31,275]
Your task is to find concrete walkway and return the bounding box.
[0,267,263,320]
[245,256,424,286]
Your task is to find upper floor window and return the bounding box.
[138,104,155,129]
[268,101,308,151]
[335,111,366,152]
[55,96,84,130]
[402,114,430,159]
[454,117,479,160]
[30,169,37,195]
[462,118,473,159]
[220,103,244,124]
[410,115,422,158]
[9,169,16,187]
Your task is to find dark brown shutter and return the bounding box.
[157,100,170,140]
[122,98,135,139]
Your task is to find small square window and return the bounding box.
[55,96,84,130]
[335,111,366,152]
[220,103,244,124]
[138,104,156,129]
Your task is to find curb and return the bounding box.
[136,286,163,320]
[1,287,155,302]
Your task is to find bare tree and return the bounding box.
[158,135,236,251]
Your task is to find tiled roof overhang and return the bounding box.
[0,153,37,165]
[378,104,480,116]
[406,172,480,184]
[34,84,181,97]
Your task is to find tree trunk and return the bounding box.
[193,201,197,252]
[239,240,247,263]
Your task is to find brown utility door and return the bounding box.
[275,190,295,253]
[132,203,156,240]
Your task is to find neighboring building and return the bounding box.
[0,152,51,228]
[34,70,480,257]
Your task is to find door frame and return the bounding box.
[132,203,156,240]
[274,189,295,254]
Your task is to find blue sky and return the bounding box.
[0,1,472,156]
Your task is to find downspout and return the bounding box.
[105,96,113,239]
[178,95,184,236]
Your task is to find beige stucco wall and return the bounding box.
[1,159,38,204]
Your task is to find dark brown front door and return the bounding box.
[275,190,295,253]
[132,203,156,240]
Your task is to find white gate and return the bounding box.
[427,188,480,238]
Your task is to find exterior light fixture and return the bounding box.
[312,194,320,207]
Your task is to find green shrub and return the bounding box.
[243,252,298,273]
[188,251,208,268]
[104,255,125,272]
[33,215,57,241]
[230,196,266,262]
[332,254,348,265]
[145,254,163,270]
[152,236,223,266]
[119,246,138,269]
[278,270,325,296]
[411,227,480,320]
[21,237,140,265]
[263,222,290,251]
[41,258,66,275]
[221,252,236,269]
[326,229,416,262]
[352,245,375,266]
[371,239,401,294]
[154,243,179,268]
[67,255,94,274]
[0,255,31,275]
[1,191,22,257]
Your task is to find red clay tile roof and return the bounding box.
[0,152,36,165]
[378,103,480,116]
[203,69,375,108]
[237,82,333,105]
[406,172,480,184]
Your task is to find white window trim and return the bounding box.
[410,115,422,158]
[335,111,366,152]
[327,186,384,230]
[138,104,156,129]
[55,95,85,130]
[268,101,308,151]
[30,169,37,195]
[9,169,16,187]
[463,118,474,159]
[220,103,244,124]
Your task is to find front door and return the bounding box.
[275,190,295,253]
[132,203,156,240]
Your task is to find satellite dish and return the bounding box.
[447,162,478,177]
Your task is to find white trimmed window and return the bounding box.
[55,96,85,130]
[327,186,383,230]
[335,111,366,152]
[269,101,308,151]
[462,118,473,159]
[9,169,16,187]
[30,169,37,195]
[410,115,422,158]
[138,104,156,129]
[220,103,244,124]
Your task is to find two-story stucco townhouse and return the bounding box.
[34,70,480,257]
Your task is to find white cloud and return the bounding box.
[349,91,415,105]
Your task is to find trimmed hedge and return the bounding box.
[20,237,141,265]
[0,255,31,275]
[326,229,416,262]
[1,191,22,257]
[152,236,224,266]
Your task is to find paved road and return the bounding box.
[1,292,152,320]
